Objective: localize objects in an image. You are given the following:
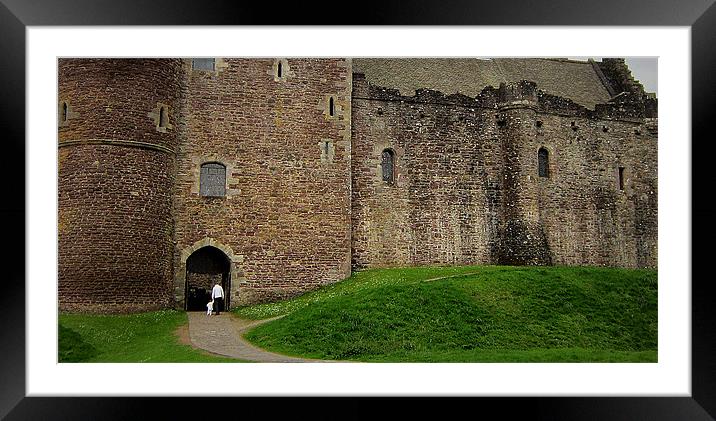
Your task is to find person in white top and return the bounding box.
[211,282,225,315]
[206,299,214,316]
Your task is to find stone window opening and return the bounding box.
[618,167,626,190]
[538,147,550,178]
[381,148,396,185]
[192,58,215,71]
[60,102,68,123]
[329,97,335,117]
[273,59,290,81]
[159,106,168,128]
[320,140,335,164]
[200,162,227,197]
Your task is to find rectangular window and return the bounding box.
[382,149,395,184]
[200,163,226,197]
[618,167,625,190]
[192,58,216,71]
[538,148,549,178]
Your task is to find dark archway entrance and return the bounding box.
[185,246,231,311]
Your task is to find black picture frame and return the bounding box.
[1,0,712,419]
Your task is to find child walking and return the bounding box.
[206,298,214,316]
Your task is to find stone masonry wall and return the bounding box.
[58,59,184,313]
[173,58,352,307]
[351,74,657,270]
[186,273,222,292]
[533,112,657,267]
[351,75,501,268]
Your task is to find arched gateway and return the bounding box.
[177,238,241,311]
[185,246,231,311]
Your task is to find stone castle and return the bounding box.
[58,58,657,313]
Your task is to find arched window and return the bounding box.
[277,61,283,78]
[200,163,226,197]
[381,149,395,185]
[538,148,550,178]
[329,97,335,117]
[159,106,168,128]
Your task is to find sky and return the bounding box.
[624,57,658,95]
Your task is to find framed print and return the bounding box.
[2,0,713,419]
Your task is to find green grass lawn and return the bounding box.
[58,309,241,362]
[236,265,657,362]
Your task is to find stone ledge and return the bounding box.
[58,138,175,154]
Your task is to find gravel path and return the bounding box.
[187,272,480,362]
[186,312,338,363]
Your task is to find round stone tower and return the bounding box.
[58,59,184,313]
[496,81,552,265]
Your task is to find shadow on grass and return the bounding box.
[58,324,99,362]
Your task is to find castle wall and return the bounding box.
[57,58,657,314]
[172,58,352,307]
[351,75,501,268]
[351,74,657,269]
[58,59,184,313]
[533,113,658,267]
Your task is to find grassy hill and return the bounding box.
[236,265,657,362]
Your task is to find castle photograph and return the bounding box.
[57,56,660,365]
[58,57,657,316]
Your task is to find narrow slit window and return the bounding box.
[381,149,395,185]
[277,61,283,78]
[538,147,550,178]
[329,97,335,117]
[618,167,625,190]
[200,163,226,197]
[159,106,168,128]
[61,102,68,123]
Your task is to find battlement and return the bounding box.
[498,80,539,107]
[594,92,658,120]
[353,72,657,122]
